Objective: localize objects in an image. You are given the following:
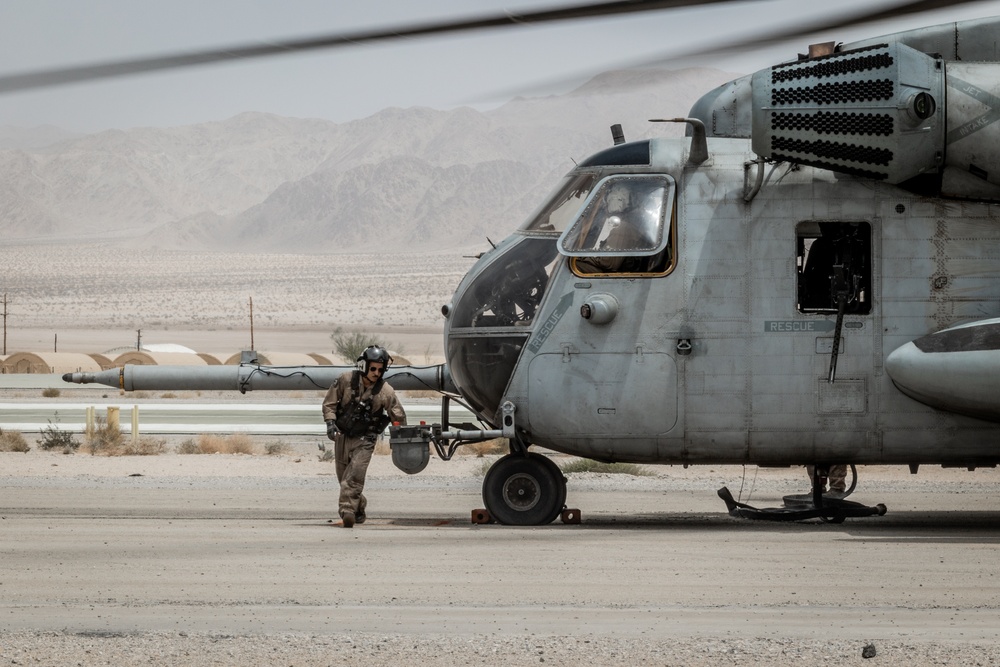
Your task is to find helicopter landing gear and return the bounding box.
[482,453,567,525]
[717,464,887,522]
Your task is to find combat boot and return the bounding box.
[342,511,355,528]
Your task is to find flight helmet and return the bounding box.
[357,345,392,374]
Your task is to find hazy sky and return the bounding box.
[2,0,1000,132]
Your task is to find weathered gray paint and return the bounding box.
[64,15,1000,472]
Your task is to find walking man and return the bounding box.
[322,345,406,527]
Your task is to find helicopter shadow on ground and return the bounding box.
[357,509,1000,542]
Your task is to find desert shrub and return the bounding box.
[264,440,291,456]
[223,433,256,454]
[182,433,258,455]
[83,417,166,456]
[84,417,124,455]
[330,328,379,361]
[120,437,167,456]
[0,429,30,453]
[559,459,653,476]
[41,388,60,398]
[36,418,79,452]
[176,438,200,455]
[461,438,508,457]
[160,392,177,399]
[330,327,406,361]
[193,434,228,454]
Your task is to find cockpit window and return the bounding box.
[451,236,560,328]
[519,173,600,234]
[559,174,675,275]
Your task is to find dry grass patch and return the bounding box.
[460,438,508,457]
[83,418,167,456]
[83,418,123,455]
[264,440,292,455]
[559,459,653,476]
[0,429,31,453]
[120,437,168,456]
[90,436,167,456]
[177,433,258,455]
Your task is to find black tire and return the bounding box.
[482,453,566,525]
[532,452,568,514]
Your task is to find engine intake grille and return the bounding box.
[752,42,943,183]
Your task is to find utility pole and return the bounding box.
[136,329,142,351]
[54,333,57,353]
[2,292,7,355]
[249,296,255,350]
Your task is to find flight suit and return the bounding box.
[806,464,848,494]
[322,369,406,520]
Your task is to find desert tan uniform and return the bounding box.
[322,370,406,519]
[806,464,848,493]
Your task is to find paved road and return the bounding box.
[0,402,473,434]
[3,460,1000,645]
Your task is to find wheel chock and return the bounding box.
[471,508,492,524]
[560,509,581,524]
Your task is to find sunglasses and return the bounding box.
[368,366,385,374]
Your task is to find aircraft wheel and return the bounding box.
[533,452,568,512]
[483,453,566,525]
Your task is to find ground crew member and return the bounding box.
[321,345,406,528]
[806,464,848,497]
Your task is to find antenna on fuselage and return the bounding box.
[610,124,625,145]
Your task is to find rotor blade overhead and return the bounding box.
[0,0,987,96]
[476,0,989,103]
[0,0,750,94]
[645,0,986,63]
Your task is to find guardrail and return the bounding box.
[0,402,475,436]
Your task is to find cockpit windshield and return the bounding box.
[560,174,676,276]
[560,175,672,255]
[518,173,600,234]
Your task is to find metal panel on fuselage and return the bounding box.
[684,146,1000,465]
[510,136,1000,466]
[877,194,1000,461]
[741,162,879,464]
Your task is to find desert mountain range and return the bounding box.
[0,68,738,253]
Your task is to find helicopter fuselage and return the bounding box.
[444,135,1000,468]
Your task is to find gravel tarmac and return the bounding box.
[3,449,1000,666]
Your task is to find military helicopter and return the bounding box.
[38,2,1000,524]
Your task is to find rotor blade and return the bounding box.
[0,0,757,94]
[476,0,990,104]
[646,0,989,64]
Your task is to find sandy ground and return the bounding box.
[0,245,471,364]
[3,450,1000,665]
[4,251,1000,664]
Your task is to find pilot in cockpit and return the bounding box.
[576,180,664,274]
